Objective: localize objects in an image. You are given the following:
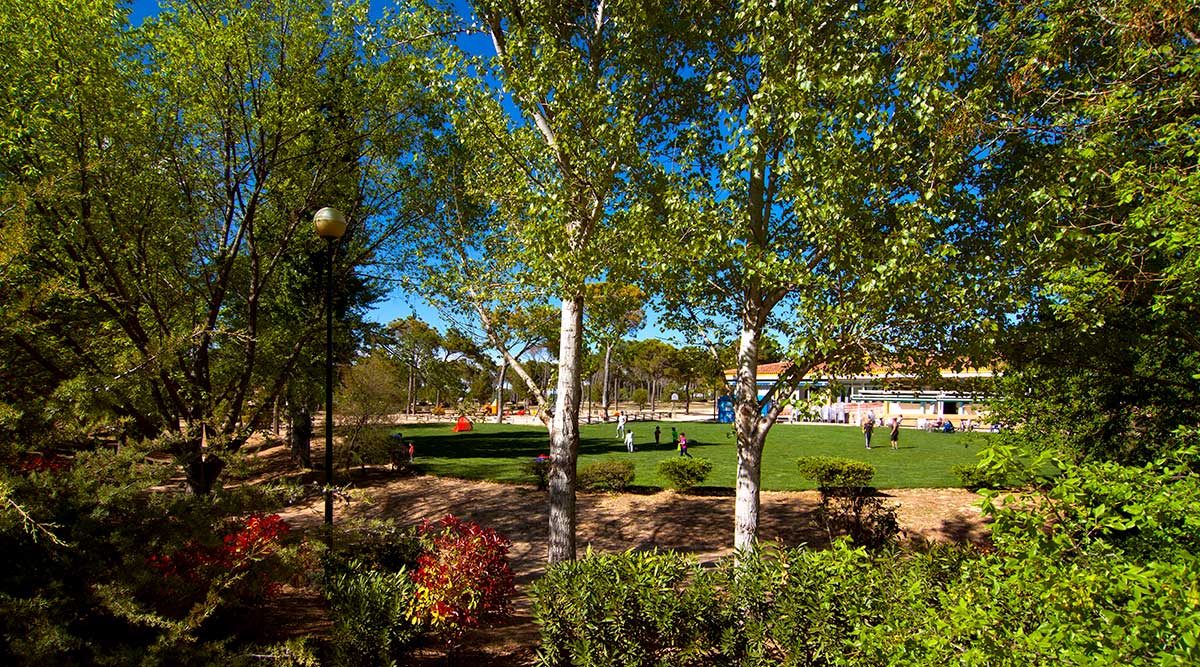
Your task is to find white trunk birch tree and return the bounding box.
[403,1,699,563]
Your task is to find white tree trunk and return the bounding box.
[733,315,766,552]
[734,428,765,552]
[548,293,584,563]
[495,357,507,424]
[601,342,612,418]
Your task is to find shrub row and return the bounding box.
[531,445,1200,666]
[532,539,1200,667]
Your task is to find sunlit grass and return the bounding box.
[387,419,990,491]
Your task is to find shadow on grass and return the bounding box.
[403,425,649,460]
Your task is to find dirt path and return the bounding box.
[279,472,990,583]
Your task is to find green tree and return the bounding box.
[584,283,646,418]
[380,316,442,414]
[975,0,1200,462]
[628,339,675,414]
[0,0,442,492]
[658,0,1001,549]
[420,0,703,563]
[669,345,713,415]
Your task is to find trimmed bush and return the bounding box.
[656,458,713,492]
[578,459,635,493]
[952,462,1007,490]
[796,456,875,493]
[797,456,898,548]
[523,457,551,490]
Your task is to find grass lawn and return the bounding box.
[386,420,991,491]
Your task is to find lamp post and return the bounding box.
[314,207,347,528]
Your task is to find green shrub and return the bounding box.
[656,458,713,492]
[797,456,897,548]
[321,559,420,666]
[530,446,1200,666]
[329,519,423,573]
[796,456,875,493]
[577,460,635,493]
[0,439,311,665]
[531,550,722,667]
[523,456,551,490]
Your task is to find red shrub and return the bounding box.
[408,515,515,636]
[16,453,70,474]
[147,514,291,611]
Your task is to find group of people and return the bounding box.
[860,412,901,450]
[915,417,971,433]
[615,415,691,457]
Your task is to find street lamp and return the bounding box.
[314,206,346,528]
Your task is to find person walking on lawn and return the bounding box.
[625,429,635,453]
[678,432,692,458]
[889,418,900,450]
[862,416,875,449]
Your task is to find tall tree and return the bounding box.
[427,0,702,563]
[628,339,675,414]
[669,345,712,414]
[584,283,646,418]
[976,0,1200,462]
[658,0,1003,550]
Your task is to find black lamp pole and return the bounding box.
[313,207,347,529]
[323,236,334,527]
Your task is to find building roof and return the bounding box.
[723,361,993,381]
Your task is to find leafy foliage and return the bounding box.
[797,456,899,549]
[950,463,1008,491]
[989,305,1200,465]
[321,558,421,667]
[656,458,713,492]
[523,456,552,491]
[532,454,1200,666]
[577,460,635,494]
[407,515,516,639]
[796,456,875,493]
[531,549,722,667]
[0,438,306,664]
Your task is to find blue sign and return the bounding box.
[717,396,735,423]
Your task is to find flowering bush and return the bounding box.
[407,515,515,638]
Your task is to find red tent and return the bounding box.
[452,416,473,432]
